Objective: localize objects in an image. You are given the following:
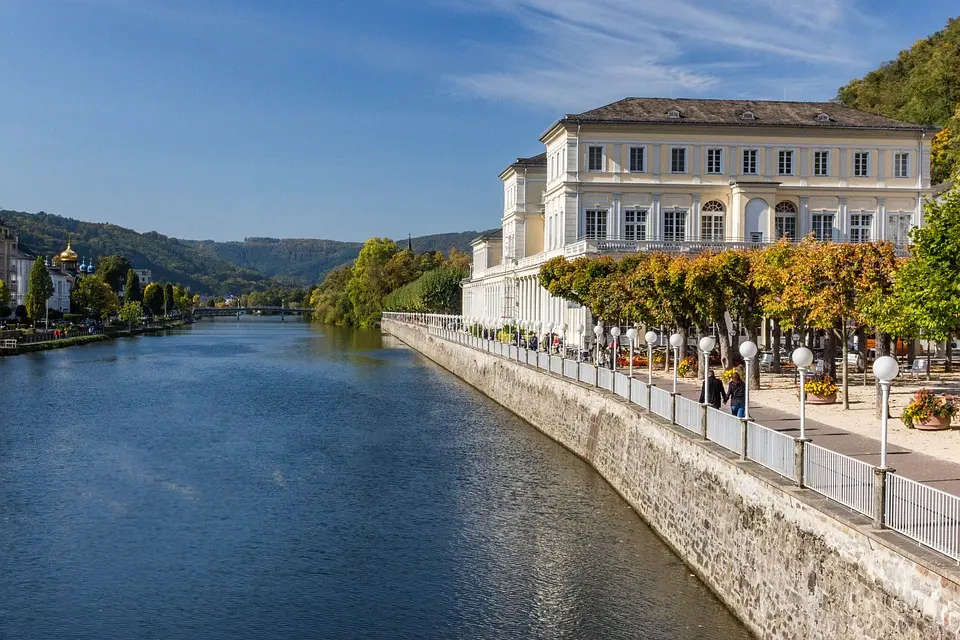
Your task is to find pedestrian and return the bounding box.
[727,371,746,418]
[698,369,728,409]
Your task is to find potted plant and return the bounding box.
[902,389,959,430]
[678,356,698,378]
[804,374,838,404]
[720,367,742,384]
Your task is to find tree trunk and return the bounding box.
[717,320,731,370]
[823,331,837,379]
[947,333,954,373]
[772,319,782,374]
[838,326,850,410]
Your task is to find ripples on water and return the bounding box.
[0,320,751,639]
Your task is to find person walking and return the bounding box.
[727,371,746,418]
[698,369,728,409]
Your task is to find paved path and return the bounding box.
[639,370,960,496]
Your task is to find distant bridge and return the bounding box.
[193,306,311,319]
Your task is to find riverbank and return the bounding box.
[1,320,190,356]
[384,319,960,640]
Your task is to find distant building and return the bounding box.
[2,226,77,315]
[0,219,18,297]
[134,268,152,287]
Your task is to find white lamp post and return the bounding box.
[670,332,685,394]
[699,336,717,405]
[626,328,638,377]
[739,340,758,420]
[576,325,584,362]
[645,330,658,385]
[610,326,621,371]
[873,356,900,469]
[544,321,554,353]
[593,321,604,366]
[792,346,814,439]
[557,323,568,357]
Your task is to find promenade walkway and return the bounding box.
[655,371,960,497]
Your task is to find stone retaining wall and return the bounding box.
[383,319,960,640]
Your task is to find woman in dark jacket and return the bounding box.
[727,371,746,418]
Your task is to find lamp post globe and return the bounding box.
[609,326,621,371]
[699,336,716,407]
[792,346,814,439]
[576,324,584,362]
[669,332,684,393]
[544,321,554,334]
[593,322,604,366]
[873,355,900,382]
[739,340,758,360]
[791,347,813,369]
[873,355,900,469]
[645,330,658,345]
[626,328,637,342]
[610,326,621,338]
[699,336,716,354]
[669,333,685,349]
[739,340,758,420]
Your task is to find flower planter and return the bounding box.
[807,393,837,405]
[916,415,953,431]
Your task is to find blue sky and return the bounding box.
[0,0,955,242]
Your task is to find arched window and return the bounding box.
[775,201,797,240]
[701,200,725,242]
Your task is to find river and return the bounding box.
[0,318,751,639]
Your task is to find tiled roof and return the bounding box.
[500,152,547,177]
[552,98,933,132]
[471,228,503,245]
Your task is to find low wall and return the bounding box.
[384,319,960,640]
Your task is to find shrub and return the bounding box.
[902,389,959,428]
[720,367,742,383]
[678,356,697,377]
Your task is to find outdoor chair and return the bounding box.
[758,353,774,372]
[905,358,929,378]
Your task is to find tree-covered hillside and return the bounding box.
[836,17,960,183]
[1,210,267,294]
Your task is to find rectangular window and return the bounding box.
[585,209,607,239]
[588,146,604,171]
[887,213,912,245]
[814,151,829,176]
[663,209,686,242]
[811,213,835,241]
[775,216,796,240]
[629,147,645,172]
[624,209,647,241]
[849,213,872,243]
[778,150,794,175]
[706,148,723,174]
[742,149,758,174]
[894,152,909,178]
[670,147,686,173]
[701,214,724,241]
[854,152,869,177]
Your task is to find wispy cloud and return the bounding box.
[445,0,880,109]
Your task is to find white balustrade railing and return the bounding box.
[674,395,701,434]
[527,350,538,367]
[706,407,742,454]
[630,379,649,408]
[746,422,796,480]
[614,373,631,399]
[597,367,614,391]
[886,473,960,561]
[804,442,876,518]
[537,352,550,370]
[563,359,579,380]
[650,386,673,421]
[550,355,564,375]
[579,362,596,384]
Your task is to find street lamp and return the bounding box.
[610,326,621,371]
[670,332,685,394]
[593,321,604,366]
[557,323,568,357]
[740,340,758,420]
[645,330,658,385]
[699,336,717,406]
[792,346,814,439]
[576,325,584,362]
[534,321,542,351]
[873,356,900,469]
[626,328,638,377]
[544,321,554,353]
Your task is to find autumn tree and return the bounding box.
[142,282,164,316]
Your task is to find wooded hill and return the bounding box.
[0,208,488,293]
[836,16,960,183]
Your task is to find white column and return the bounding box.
[612,193,621,239]
[876,197,886,242]
[837,197,848,242]
[798,196,809,238]
[651,193,662,239]
[690,193,701,241]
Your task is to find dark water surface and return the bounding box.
[0,319,751,639]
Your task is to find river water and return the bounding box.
[0,319,751,639]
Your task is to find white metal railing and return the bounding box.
[746,422,796,480]
[597,367,614,391]
[650,386,673,421]
[804,442,876,518]
[550,355,563,375]
[537,352,550,370]
[579,362,595,384]
[674,395,701,434]
[886,474,960,561]
[527,350,538,367]
[564,359,579,380]
[614,373,631,399]
[630,379,648,409]
[706,407,742,455]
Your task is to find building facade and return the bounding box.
[134,269,152,287]
[463,98,935,340]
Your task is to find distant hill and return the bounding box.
[187,230,490,284]
[0,208,491,292]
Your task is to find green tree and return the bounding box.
[124,269,142,303]
[118,300,144,329]
[72,276,120,319]
[346,237,399,327]
[164,283,175,314]
[95,255,133,293]
[25,256,53,326]
[311,265,354,326]
[143,282,165,316]
[0,279,10,318]
[173,285,193,315]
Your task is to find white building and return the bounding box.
[134,268,152,287]
[463,97,935,339]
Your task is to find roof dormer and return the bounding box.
[740,111,755,121]
[816,113,831,122]
[666,109,681,119]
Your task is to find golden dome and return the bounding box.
[59,241,78,262]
